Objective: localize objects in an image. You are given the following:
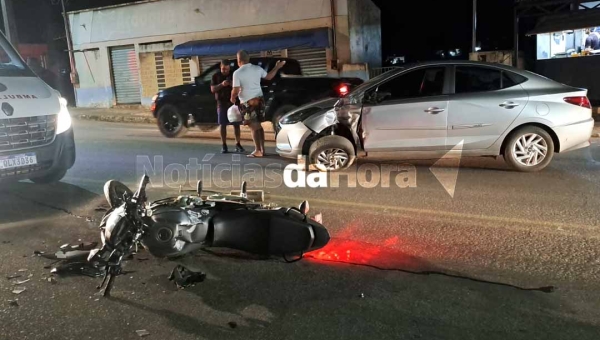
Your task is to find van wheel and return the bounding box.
[503,126,554,172]
[272,105,297,134]
[157,104,188,138]
[30,168,67,184]
[309,135,355,172]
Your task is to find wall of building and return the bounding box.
[70,0,348,46]
[68,0,360,107]
[535,57,600,105]
[73,49,114,107]
[347,0,382,68]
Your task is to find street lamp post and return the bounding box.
[60,0,78,86]
[472,0,477,53]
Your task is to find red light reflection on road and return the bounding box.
[306,236,427,271]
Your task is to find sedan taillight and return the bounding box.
[564,96,591,109]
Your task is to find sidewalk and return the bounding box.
[69,106,276,142]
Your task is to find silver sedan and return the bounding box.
[276,61,594,172]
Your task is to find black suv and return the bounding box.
[151,57,362,137]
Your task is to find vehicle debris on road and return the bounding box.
[50,262,104,278]
[135,329,150,337]
[168,265,206,289]
[12,279,30,285]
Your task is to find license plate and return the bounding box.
[0,153,37,170]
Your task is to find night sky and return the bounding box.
[11,0,516,63]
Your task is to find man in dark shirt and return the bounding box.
[211,59,244,153]
[585,28,600,51]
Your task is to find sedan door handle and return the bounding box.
[499,101,520,109]
[425,107,445,114]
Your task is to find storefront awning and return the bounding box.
[528,8,600,35]
[173,28,330,59]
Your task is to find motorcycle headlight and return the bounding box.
[280,107,324,125]
[56,97,72,134]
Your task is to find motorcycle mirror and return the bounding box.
[240,181,247,198]
[196,180,203,196]
[299,200,310,215]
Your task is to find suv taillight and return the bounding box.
[564,96,591,109]
[338,84,349,96]
[150,94,158,112]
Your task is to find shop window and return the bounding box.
[536,28,600,60]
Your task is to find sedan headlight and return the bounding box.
[56,97,72,134]
[280,107,323,125]
[324,109,337,125]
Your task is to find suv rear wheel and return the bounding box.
[157,104,188,138]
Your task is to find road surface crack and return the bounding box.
[0,190,96,223]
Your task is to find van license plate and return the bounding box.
[0,153,37,170]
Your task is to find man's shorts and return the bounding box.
[239,97,266,125]
[217,103,241,126]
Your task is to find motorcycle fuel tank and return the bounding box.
[141,205,210,258]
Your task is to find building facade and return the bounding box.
[68,0,381,108]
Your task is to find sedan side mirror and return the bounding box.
[194,76,202,86]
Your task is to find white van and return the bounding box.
[0,32,75,184]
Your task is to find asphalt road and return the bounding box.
[1,120,600,340]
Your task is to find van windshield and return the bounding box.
[0,33,33,77]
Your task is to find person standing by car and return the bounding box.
[211,59,244,153]
[231,50,286,157]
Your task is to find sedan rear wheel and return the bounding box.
[503,126,554,172]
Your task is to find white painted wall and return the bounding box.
[67,0,364,107]
[70,0,347,46]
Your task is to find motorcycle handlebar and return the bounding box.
[134,175,150,202]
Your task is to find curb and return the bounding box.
[73,113,276,142]
[74,114,155,124]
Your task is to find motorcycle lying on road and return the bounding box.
[88,175,330,296]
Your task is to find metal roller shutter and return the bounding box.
[110,45,141,104]
[287,48,327,76]
[199,52,261,73]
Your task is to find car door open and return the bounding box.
[362,66,450,152]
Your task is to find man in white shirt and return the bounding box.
[231,50,286,158]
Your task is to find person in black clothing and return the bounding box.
[210,59,244,153]
[585,27,600,51]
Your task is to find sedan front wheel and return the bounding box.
[308,135,356,172]
[503,126,554,172]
